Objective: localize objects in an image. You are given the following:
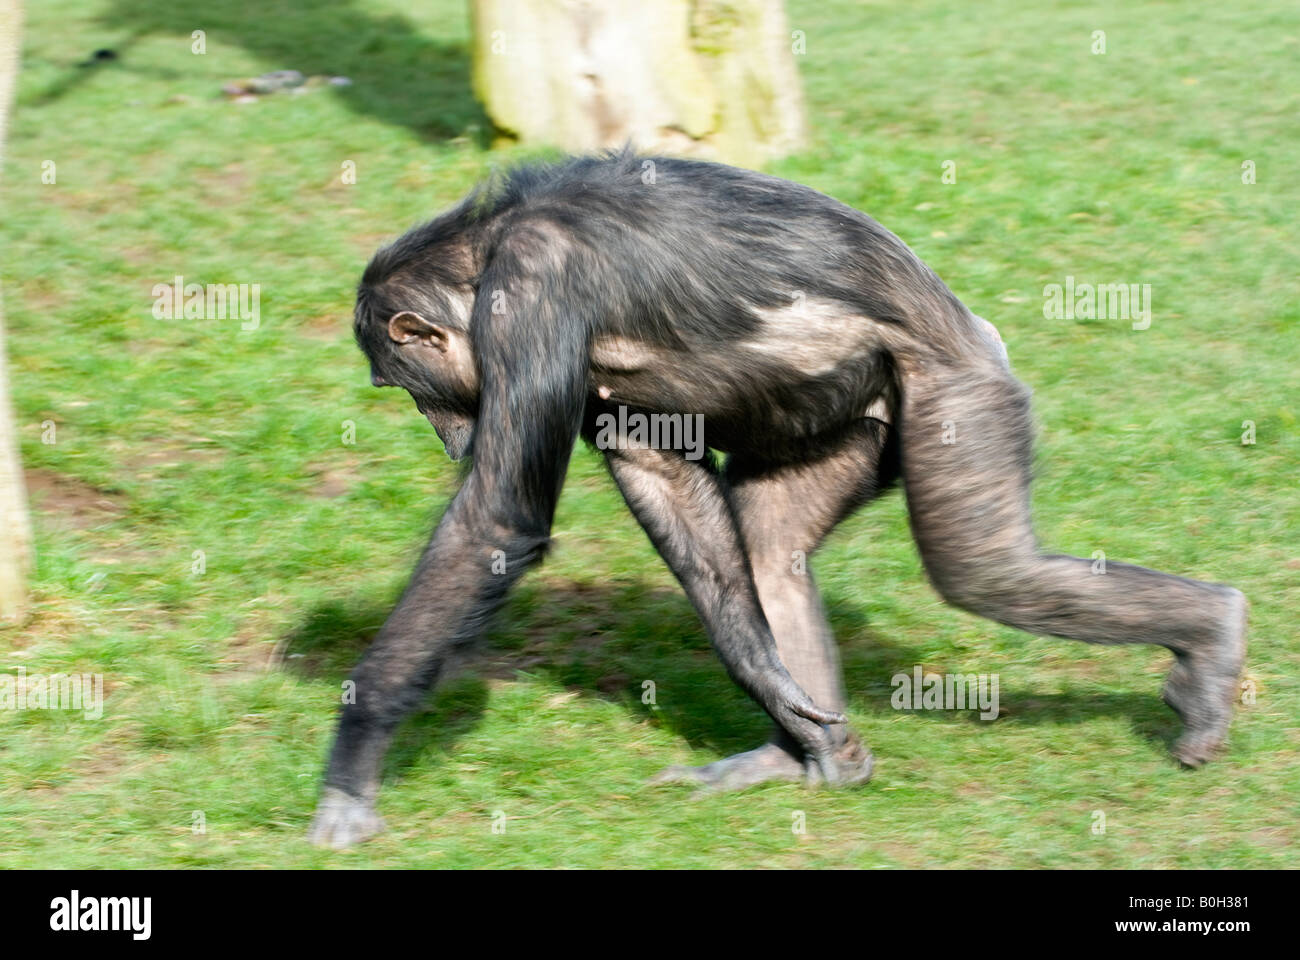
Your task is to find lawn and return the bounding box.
[0,0,1296,868]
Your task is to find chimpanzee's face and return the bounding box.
[364,307,480,461]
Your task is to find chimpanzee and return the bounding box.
[308,149,1247,848]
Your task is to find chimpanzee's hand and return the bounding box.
[763,676,847,787]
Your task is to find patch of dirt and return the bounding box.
[194,162,251,199]
[24,468,126,528]
[33,735,146,799]
[116,245,159,268]
[298,313,348,342]
[1248,826,1295,849]
[124,338,172,357]
[45,182,140,216]
[1,605,83,649]
[218,605,291,677]
[306,460,361,499]
[6,282,63,314]
[121,443,223,479]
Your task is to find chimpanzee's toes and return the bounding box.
[308,787,386,849]
[650,734,875,796]
[1163,588,1247,768]
[650,742,806,795]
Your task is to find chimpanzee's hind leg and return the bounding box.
[897,364,1246,765]
[651,418,897,792]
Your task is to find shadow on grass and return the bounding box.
[282,577,1181,783]
[65,0,489,141]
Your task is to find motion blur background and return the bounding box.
[0,0,1295,867]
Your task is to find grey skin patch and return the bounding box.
[590,335,662,371]
[746,299,887,378]
[593,304,901,425]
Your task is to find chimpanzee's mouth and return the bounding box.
[414,399,439,428]
[414,398,472,460]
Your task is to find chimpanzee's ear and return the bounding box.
[387,311,447,348]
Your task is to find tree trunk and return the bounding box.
[0,0,33,625]
[470,0,806,168]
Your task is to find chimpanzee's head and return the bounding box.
[354,228,482,461]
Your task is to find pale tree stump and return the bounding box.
[470,0,807,167]
[0,0,33,625]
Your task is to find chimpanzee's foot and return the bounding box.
[651,742,802,792]
[1163,588,1247,768]
[307,787,386,849]
[650,734,874,795]
[803,732,874,787]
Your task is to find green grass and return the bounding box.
[1,0,1297,868]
